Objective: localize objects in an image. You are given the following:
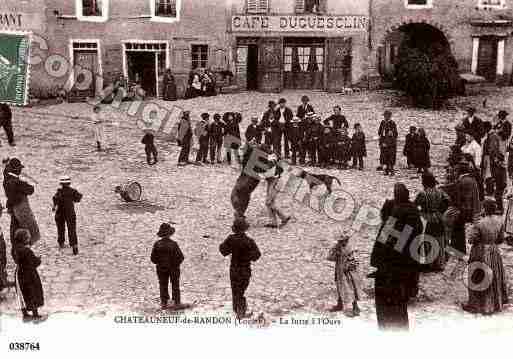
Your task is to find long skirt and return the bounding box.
[467,244,508,314]
[12,198,40,244]
[421,214,447,271]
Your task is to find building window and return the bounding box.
[247,0,269,14]
[151,0,181,22]
[478,0,506,9]
[76,0,109,22]
[295,0,326,14]
[191,45,208,69]
[404,0,433,9]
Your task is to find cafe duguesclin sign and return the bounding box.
[231,15,368,32]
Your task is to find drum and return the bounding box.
[115,182,142,202]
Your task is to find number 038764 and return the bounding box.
[9,342,40,351]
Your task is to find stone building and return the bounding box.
[228,0,371,92]
[371,0,513,85]
[3,0,232,99]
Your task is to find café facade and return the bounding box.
[228,0,371,93]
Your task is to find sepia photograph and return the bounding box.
[0,0,512,357]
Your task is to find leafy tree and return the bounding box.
[393,35,462,108]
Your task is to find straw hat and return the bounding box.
[59,176,71,185]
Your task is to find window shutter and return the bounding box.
[258,0,269,13]
[247,0,258,13]
[295,0,305,14]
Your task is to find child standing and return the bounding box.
[381,129,397,176]
[403,126,417,169]
[52,176,83,255]
[150,223,184,310]
[413,128,431,174]
[219,219,261,320]
[92,105,106,151]
[13,228,45,322]
[327,231,361,317]
[319,126,334,168]
[141,132,158,165]
[335,127,351,170]
[351,123,366,170]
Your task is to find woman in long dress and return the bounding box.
[14,228,45,322]
[3,158,40,259]
[414,172,450,271]
[462,199,509,315]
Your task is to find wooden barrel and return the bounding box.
[115,182,142,202]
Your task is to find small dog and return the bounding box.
[297,170,341,194]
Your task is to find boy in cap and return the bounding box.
[141,131,158,165]
[220,219,261,319]
[52,176,83,255]
[289,116,302,165]
[92,105,106,151]
[151,222,184,309]
[327,230,361,317]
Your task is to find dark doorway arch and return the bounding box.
[379,23,452,81]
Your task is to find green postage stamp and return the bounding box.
[0,31,31,106]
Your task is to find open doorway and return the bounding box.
[126,52,156,97]
[247,44,258,90]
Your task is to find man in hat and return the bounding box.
[245,117,261,144]
[177,111,193,166]
[194,112,210,165]
[377,110,398,171]
[52,176,83,255]
[461,107,484,144]
[219,219,261,319]
[151,222,184,309]
[275,98,294,159]
[0,103,15,146]
[260,154,291,228]
[296,95,315,120]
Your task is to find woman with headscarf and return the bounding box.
[462,199,508,315]
[3,158,40,260]
[369,183,423,331]
[414,172,450,271]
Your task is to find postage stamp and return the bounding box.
[0,31,31,106]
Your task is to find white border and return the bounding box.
[477,0,507,9]
[404,0,433,9]
[122,40,170,97]
[0,30,32,107]
[150,0,181,23]
[75,0,109,22]
[68,39,103,96]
